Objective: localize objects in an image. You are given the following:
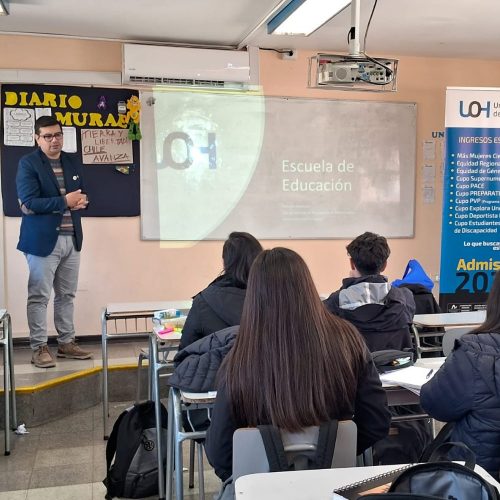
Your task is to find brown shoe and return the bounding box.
[31,345,56,368]
[57,341,93,360]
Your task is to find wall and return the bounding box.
[2,34,500,337]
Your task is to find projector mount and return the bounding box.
[308,0,398,92]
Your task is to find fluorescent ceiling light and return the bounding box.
[0,0,9,15]
[267,0,351,36]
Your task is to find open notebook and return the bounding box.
[380,366,436,395]
[333,464,414,499]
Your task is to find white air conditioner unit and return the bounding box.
[122,44,258,89]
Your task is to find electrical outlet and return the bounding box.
[282,49,297,60]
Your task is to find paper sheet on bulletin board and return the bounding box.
[81,129,133,164]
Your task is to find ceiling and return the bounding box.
[1,0,500,60]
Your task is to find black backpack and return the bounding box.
[103,400,168,499]
[363,442,500,500]
[257,420,338,471]
[216,421,340,500]
[373,406,433,465]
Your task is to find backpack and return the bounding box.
[257,420,338,471]
[373,406,433,465]
[103,400,168,499]
[371,347,430,467]
[216,421,339,500]
[364,442,500,500]
[419,421,455,462]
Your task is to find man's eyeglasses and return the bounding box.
[39,132,63,142]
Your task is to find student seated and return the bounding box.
[205,247,391,482]
[324,232,416,352]
[420,271,500,479]
[180,231,262,351]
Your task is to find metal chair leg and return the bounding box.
[166,388,174,500]
[189,439,195,488]
[173,392,184,500]
[7,315,16,430]
[197,441,205,500]
[101,309,110,440]
[3,339,10,456]
[151,335,166,500]
[147,349,152,400]
[411,324,423,359]
[136,351,146,403]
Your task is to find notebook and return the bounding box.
[379,366,436,395]
[333,464,414,499]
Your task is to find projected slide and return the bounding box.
[140,90,416,240]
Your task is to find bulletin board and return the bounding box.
[0,84,141,217]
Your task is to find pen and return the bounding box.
[425,369,434,380]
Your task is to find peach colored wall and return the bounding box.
[0,35,121,71]
[2,35,500,337]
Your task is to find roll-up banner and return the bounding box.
[440,87,500,312]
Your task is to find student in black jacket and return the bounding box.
[421,271,500,478]
[324,232,415,352]
[180,231,262,351]
[205,248,391,481]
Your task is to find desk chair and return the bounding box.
[232,421,357,482]
[136,346,176,403]
[138,341,202,492]
[411,324,445,358]
[101,301,191,439]
[442,327,471,357]
[166,387,214,500]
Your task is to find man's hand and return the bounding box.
[72,196,89,210]
[66,190,88,210]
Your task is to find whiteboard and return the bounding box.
[140,90,416,240]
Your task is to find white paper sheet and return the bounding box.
[380,366,436,395]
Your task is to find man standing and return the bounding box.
[16,116,92,368]
[324,231,416,352]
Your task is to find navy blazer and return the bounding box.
[16,148,85,257]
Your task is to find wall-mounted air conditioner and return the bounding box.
[122,44,258,88]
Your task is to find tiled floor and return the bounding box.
[0,341,221,499]
[0,401,221,499]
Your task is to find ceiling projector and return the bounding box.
[318,57,395,85]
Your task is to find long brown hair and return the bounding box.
[220,247,367,432]
[472,271,500,334]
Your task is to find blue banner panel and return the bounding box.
[440,126,500,311]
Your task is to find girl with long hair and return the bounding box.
[180,231,262,350]
[205,247,391,481]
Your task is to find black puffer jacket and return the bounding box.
[324,275,416,352]
[420,333,500,478]
[180,275,245,351]
[170,326,238,392]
